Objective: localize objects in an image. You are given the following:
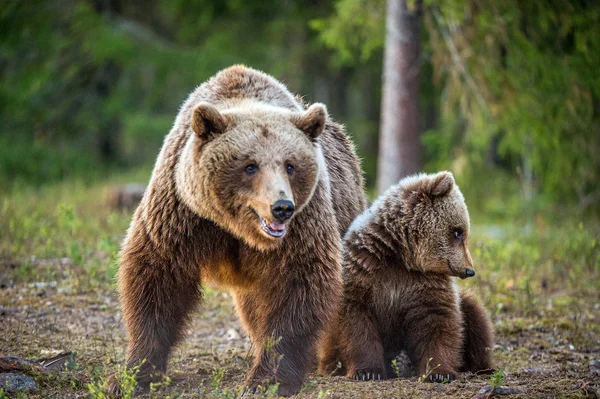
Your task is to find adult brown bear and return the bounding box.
[113,65,366,396]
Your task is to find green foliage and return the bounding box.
[87,364,139,399]
[467,220,600,317]
[1,0,598,213]
[416,358,439,383]
[316,0,600,211]
[0,174,134,285]
[311,0,385,65]
[488,369,505,388]
[0,0,346,185]
[425,0,600,208]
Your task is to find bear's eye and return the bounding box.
[452,229,463,240]
[245,164,258,175]
[286,163,295,175]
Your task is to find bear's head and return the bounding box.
[399,171,475,279]
[176,101,327,250]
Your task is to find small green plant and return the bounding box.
[488,369,505,388]
[317,389,329,399]
[148,374,172,398]
[417,357,440,383]
[391,358,404,396]
[210,368,225,393]
[87,364,139,399]
[391,358,400,378]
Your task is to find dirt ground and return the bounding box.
[1,255,599,399]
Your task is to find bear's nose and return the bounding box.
[465,269,476,277]
[271,200,295,222]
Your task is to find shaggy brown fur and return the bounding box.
[110,65,366,397]
[318,172,493,383]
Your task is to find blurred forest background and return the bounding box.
[1,0,599,217]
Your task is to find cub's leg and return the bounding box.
[235,257,342,396]
[340,300,386,381]
[406,305,463,383]
[459,290,494,373]
[114,227,201,391]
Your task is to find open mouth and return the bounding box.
[249,208,287,238]
[259,217,286,238]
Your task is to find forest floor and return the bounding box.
[1,176,599,398]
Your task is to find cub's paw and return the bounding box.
[353,368,384,381]
[427,372,456,383]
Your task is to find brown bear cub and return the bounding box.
[111,66,367,396]
[318,172,493,382]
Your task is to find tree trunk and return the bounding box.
[376,0,422,194]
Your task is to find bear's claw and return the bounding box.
[353,369,382,381]
[428,373,455,383]
[241,386,258,396]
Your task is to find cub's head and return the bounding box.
[400,171,475,279]
[176,101,326,251]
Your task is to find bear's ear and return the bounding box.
[291,103,327,140]
[429,171,455,198]
[191,103,229,139]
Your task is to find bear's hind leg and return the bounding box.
[459,290,494,373]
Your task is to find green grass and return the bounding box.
[0,168,151,284]
[467,220,600,317]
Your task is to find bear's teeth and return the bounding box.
[259,217,286,237]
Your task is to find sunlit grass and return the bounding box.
[0,167,151,285]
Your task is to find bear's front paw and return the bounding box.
[427,372,456,383]
[353,368,384,381]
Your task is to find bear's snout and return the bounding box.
[271,200,295,222]
[465,269,475,278]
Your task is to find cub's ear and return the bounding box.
[291,103,327,140]
[403,171,455,209]
[429,171,455,197]
[191,103,229,139]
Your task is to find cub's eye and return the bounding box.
[452,229,463,240]
[245,164,258,175]
[286,163,295,175]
